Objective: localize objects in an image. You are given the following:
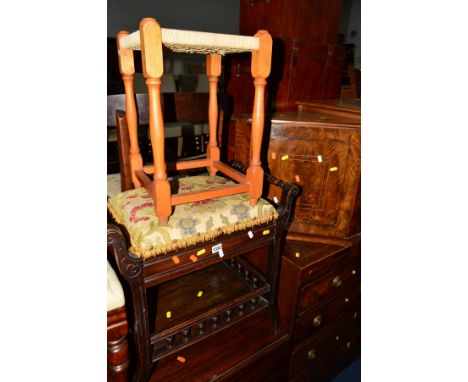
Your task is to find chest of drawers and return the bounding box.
[226,101,361,380]
[278,236,361,381]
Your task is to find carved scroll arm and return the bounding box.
[107,223,143,281]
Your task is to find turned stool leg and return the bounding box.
[117,31,144,188]
[140,18,171,225]
[246,31,272,205]
[206,54,221,176]
[147,77,171,225]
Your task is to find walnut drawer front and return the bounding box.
[289,309,360,379]
[297,259,360,314]
[295,283,360,344]
[283,240,353,286]
[290,330,361,382]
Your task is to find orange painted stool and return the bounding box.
[116,18,272,224]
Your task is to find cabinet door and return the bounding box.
[240,0,284,36]
[270,41,344,111]
[228,117,360,238]
[268,132,352,231]
[268,122,360,238]
[282,0,343,43]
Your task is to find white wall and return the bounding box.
[107,0,240,37]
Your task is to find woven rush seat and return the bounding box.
[108,175,278,259]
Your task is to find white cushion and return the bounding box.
[107,261,125,312]
[107,173,122,198]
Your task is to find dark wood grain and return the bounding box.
[227,0,345,114]
[228,108,361,239]
[289,308,360,379]
[107,306,130,382]
[281,0,342,43]
[295,283,360,344]
[155,262,265,333]
[297,258,360,313]
[277,236,360,381]
[148,309,290,382]
[296,99,361,119]
[161,93,209,123]
[141,222,275,287]
[115,110,133,192]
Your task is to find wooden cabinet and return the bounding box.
[228,102,361,239]
[225,0,345,114]
[278,238,361,381]
[239,0,342,43]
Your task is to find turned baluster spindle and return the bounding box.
[238,303,245,316]
[146,77,166,181]
[182,328,191,341]
[140,18,171,224]
[166,335,175,349]
[198,321,205,335]
[206,54,221,176]
[246,31,272,205]
[117,31,143,188]
[252,277,258,288]
[250,297,258,308]
[225,309,232,322]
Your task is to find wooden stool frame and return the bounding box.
[117,18,272,224]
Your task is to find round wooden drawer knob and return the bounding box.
[307,349,317,361]
[332,275,343,288]
[312,314,322,327]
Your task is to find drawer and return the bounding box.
[283,240,354,286]
[289,309,360,379]
[290,330,360,382]
[297,258,360,314]
[295,283,360,344]
[289,356,327,382]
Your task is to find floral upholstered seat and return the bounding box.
[107,175,278,259]
[107,261,125,312]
